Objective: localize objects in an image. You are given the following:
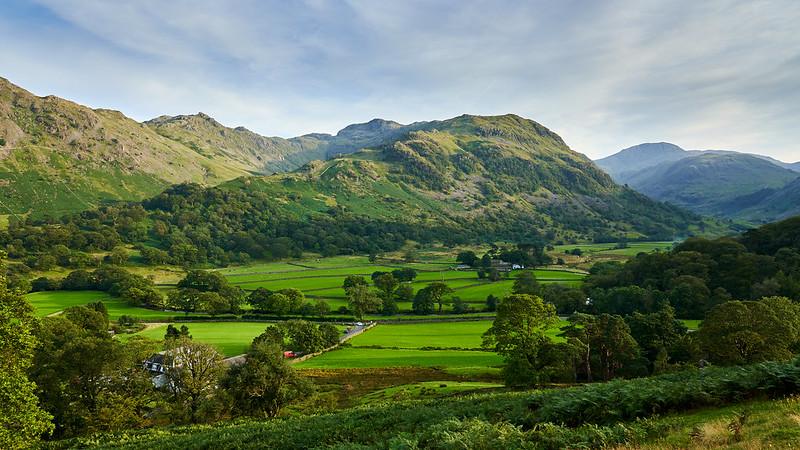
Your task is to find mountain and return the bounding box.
[144,113,332,174]
[594,142,688,181]
[596,142,800,221]
[0,77,470,220]
[0,77,711,240]
[0,77,341,219]
[733,177,800,224]
[216,114,711,243]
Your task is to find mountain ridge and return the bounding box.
[218,114,712,243]
[0,77,416,218]
[595,142,800,222]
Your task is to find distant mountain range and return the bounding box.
[595,143,800,223]
[0,76,714,240]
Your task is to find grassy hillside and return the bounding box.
[0,77,258,218]
[0,78,338,219]
[223,114,711,242]
[733,177,800,224]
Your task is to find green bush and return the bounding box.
[528,358,800,426]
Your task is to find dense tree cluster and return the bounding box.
[0,173,693,272]
[457,243,552,269]
[26,306,323,440]
[167,270,245,315]
[0,257,53,448]
[487,221,800,386]
[32,266,163,307]
[581,221,800,319]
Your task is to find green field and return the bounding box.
[681,319,702,330]
[127,322,281,357]
[221,257,586,313]
[297,320,567,370]
[297,347,503,369]
[25,255,588,319]
[351,321,491,349]
[554,241,674,257]
[25,291,178,320]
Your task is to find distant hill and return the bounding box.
[595,142,800,221]
[0,77,715,240]
[216,114,712,243]
[733,177,800,224]
[594,142,688,181]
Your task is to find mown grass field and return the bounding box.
[125,322,298,357]
[350,321,491,349]
[297,320,567,371]
[681,319,702,330]
[25,290,178,320]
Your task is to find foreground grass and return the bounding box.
[49,389,800,449]
[617,397,800,449]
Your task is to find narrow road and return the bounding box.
[341,322,367,342]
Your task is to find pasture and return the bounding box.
[217,254,586,313]
[25,290,177,320]
[554,241,674,257]
[350,321,491,349]
[297,319,567,370]
[126,322,277,357]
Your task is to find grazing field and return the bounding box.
[297,347,503,370]
[299,319,567,370]
[25,290,177,320]
[126,322,280,357]
[125,321,350,357]
[27,291,115,317]
[350,321,491,349]
[218,255,586,313]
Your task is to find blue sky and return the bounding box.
[1,0,799,161]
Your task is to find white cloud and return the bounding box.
[1,0,798,161]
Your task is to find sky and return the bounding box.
[1,0,799,161]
